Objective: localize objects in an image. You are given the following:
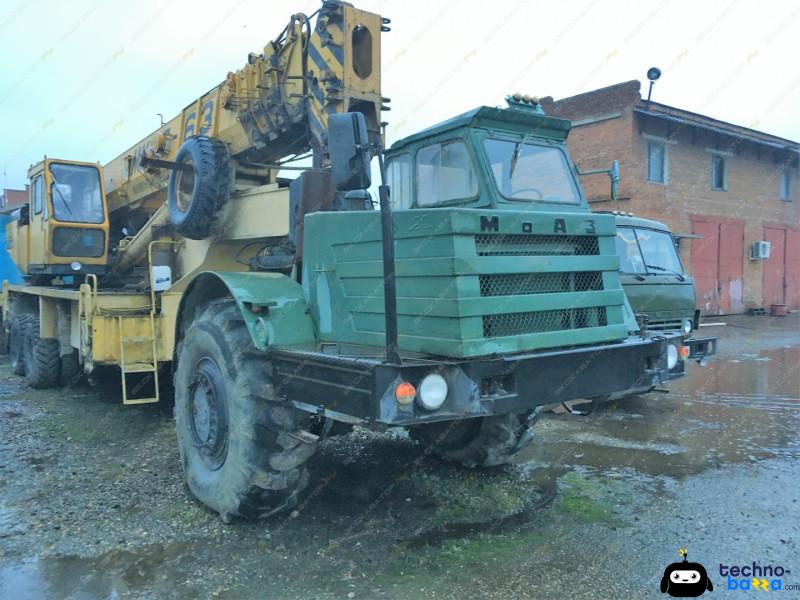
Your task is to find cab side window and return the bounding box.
[416,140,477,206]
[386,153,412,209]
[32,175,42,215]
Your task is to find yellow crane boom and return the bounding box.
[103,1,386,217]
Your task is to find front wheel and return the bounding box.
[174,299,317,521]
[409,412,535,468]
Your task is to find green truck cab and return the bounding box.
[611,213,717,377]
[283,99,689,426]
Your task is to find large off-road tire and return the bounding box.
[409,412,534,468]
[167,136,231,240]
[23,319,61,389]
[9,313,34,376]
[174,299,317,521]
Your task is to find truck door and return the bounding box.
[27,173,46,267]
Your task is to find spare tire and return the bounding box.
[167,136,231,240]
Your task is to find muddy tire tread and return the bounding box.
[175,299,316,520]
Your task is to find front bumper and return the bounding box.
[270,333,680,426]
[665,335,718,381]
[685,336,717,360]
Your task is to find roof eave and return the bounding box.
[634,106,799,153]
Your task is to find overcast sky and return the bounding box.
[1,0,798,190]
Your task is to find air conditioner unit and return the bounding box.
[750,241,771,260]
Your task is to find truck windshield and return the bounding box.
[483,138,580,204]
[615,227,684,275]
[48,163,104,224]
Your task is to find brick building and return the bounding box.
[0,187,28,213]
[541,81,800,315]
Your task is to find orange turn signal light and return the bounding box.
[679,345,690,359]
[395,381,416,405]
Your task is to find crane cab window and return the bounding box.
[386,153,412,209]
[32,175,42,215]
[416,140,477,206]
[48,163,104,224]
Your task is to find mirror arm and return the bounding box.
[574,160,621,201]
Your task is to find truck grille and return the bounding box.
[483,307,608,337]
[647,319,683,331]
[479,272,603,296]
[475,234,599,256]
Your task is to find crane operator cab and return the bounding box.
[8,159,109,284]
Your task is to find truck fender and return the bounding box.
[175,271,316,354]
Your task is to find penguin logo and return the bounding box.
[660,548,714,597]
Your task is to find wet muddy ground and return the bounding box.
[1,314,798,599]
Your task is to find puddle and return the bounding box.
[0,506,25,540]
[523,346,800,477]
[0,544,199,600]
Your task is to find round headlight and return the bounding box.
[417,374,448,411]
[667,344,679,370]
[681,319,692,335]
[70,261,82,271]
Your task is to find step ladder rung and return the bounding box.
[118,305,161,405]
[123,397,160,405]
[121,336,154,343]
[123,362,157,373]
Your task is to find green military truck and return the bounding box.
[611,212,717,379]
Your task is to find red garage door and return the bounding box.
[788,229,800,309]
[764,227,800,310]
[763,227,786,307]
[691,217,745,315]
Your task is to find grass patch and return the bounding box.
[554,472,619,524]
[409,470,533,528]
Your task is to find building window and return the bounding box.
[711,155,726,191]
[780,169,791,201]
[647,141,665,183]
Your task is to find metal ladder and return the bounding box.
[118,313,160,405]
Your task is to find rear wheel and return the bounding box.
[174,299,317,521]
[409,412,535,468]
[9,314,34,376]
[23,319,60,389]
